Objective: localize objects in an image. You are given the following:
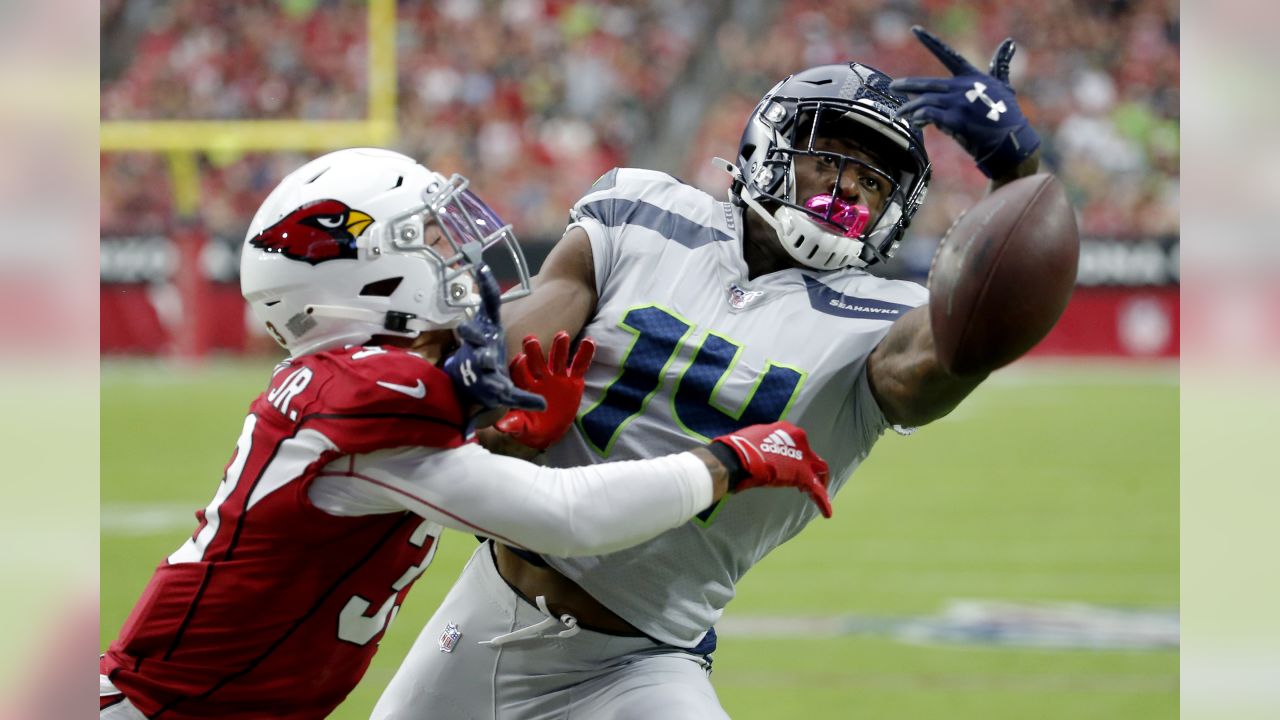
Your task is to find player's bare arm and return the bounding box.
[499,225,598,355]
[473,226,598,454]
[866,307,985,426]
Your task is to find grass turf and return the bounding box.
[101,358,1177,719]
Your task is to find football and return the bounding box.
[927,173,1080,376]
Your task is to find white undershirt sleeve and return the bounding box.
[309,444,713,557]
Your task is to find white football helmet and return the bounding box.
[240,148,532,357]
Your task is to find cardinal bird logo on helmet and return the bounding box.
[249,199,375,265]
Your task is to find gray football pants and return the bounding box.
[371,541,729,719]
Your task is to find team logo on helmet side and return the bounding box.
[249,199,374,265]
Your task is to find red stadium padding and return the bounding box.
[101,284,248,355]
[105,281,1180,359]
[101,285,168,354]
[1028,286,1179,358]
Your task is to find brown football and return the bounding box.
[927,173,1080,376]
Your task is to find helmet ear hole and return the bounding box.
[359,277,404,297]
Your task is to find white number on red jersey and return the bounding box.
[336,518,438,645]
[169,414,257,565]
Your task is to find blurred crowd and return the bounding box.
[101,0,1179,251]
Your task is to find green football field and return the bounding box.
[101,358,1178,719]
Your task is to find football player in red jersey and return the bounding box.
[100,148,833,720]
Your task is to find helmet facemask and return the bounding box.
[772,106,913,266]
[380,173,533,319]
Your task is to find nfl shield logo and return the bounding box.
[727,283,764,309]
[438,622,462,653]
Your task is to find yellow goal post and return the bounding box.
[99,0,398,216]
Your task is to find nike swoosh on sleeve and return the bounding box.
[376,379,427,399]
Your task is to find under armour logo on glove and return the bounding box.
[965,82,1007,120]
[455,360,478,387]
[890,26,1041,178]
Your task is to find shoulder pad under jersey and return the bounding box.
[252,345,467,454]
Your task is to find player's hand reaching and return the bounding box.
[495,332,597,451]
[890,26,1040,179]
[444,266,547,415]
[709,421,833,518]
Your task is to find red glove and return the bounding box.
[494,332,596,451]
[711,421,833,518]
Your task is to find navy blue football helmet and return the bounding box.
[730,62,932,270]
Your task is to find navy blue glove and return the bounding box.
[444,266,547,414]
[890,26,1040,179]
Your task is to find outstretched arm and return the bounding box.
[324,419,831,557]
[867,307,985,427]
[340,444,722,557]
[870,27,1045,426]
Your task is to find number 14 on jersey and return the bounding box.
[578,305,807,456]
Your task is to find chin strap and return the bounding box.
[712,157,869,271]
[711,156,742,183]
[304,304,437,335]
[712,156,787,237]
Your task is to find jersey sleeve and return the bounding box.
[253,346,468,456]
[846,360,893,450]
[567,167,625,295]
[848,275,928,437]
[324,443,715,557]
[567,167,690,297]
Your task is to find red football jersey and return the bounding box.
[103,345,468,719]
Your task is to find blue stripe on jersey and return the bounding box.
[577,198,733,249]
[802,274,915,320]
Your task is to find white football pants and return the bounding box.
[372,541,729,719]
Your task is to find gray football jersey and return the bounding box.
[541,168,928,647]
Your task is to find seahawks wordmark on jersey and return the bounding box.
[542,167,928,647]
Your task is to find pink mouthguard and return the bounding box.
[803,195,871,238]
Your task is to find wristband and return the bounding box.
[707,441,748,490]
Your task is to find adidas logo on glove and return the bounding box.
[759,429,804,460]
[713,420,832,518]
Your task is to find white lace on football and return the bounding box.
[480,594,580,647]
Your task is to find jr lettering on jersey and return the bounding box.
[266,367,314,421]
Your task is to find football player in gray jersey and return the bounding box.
[374,28,1045,719]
